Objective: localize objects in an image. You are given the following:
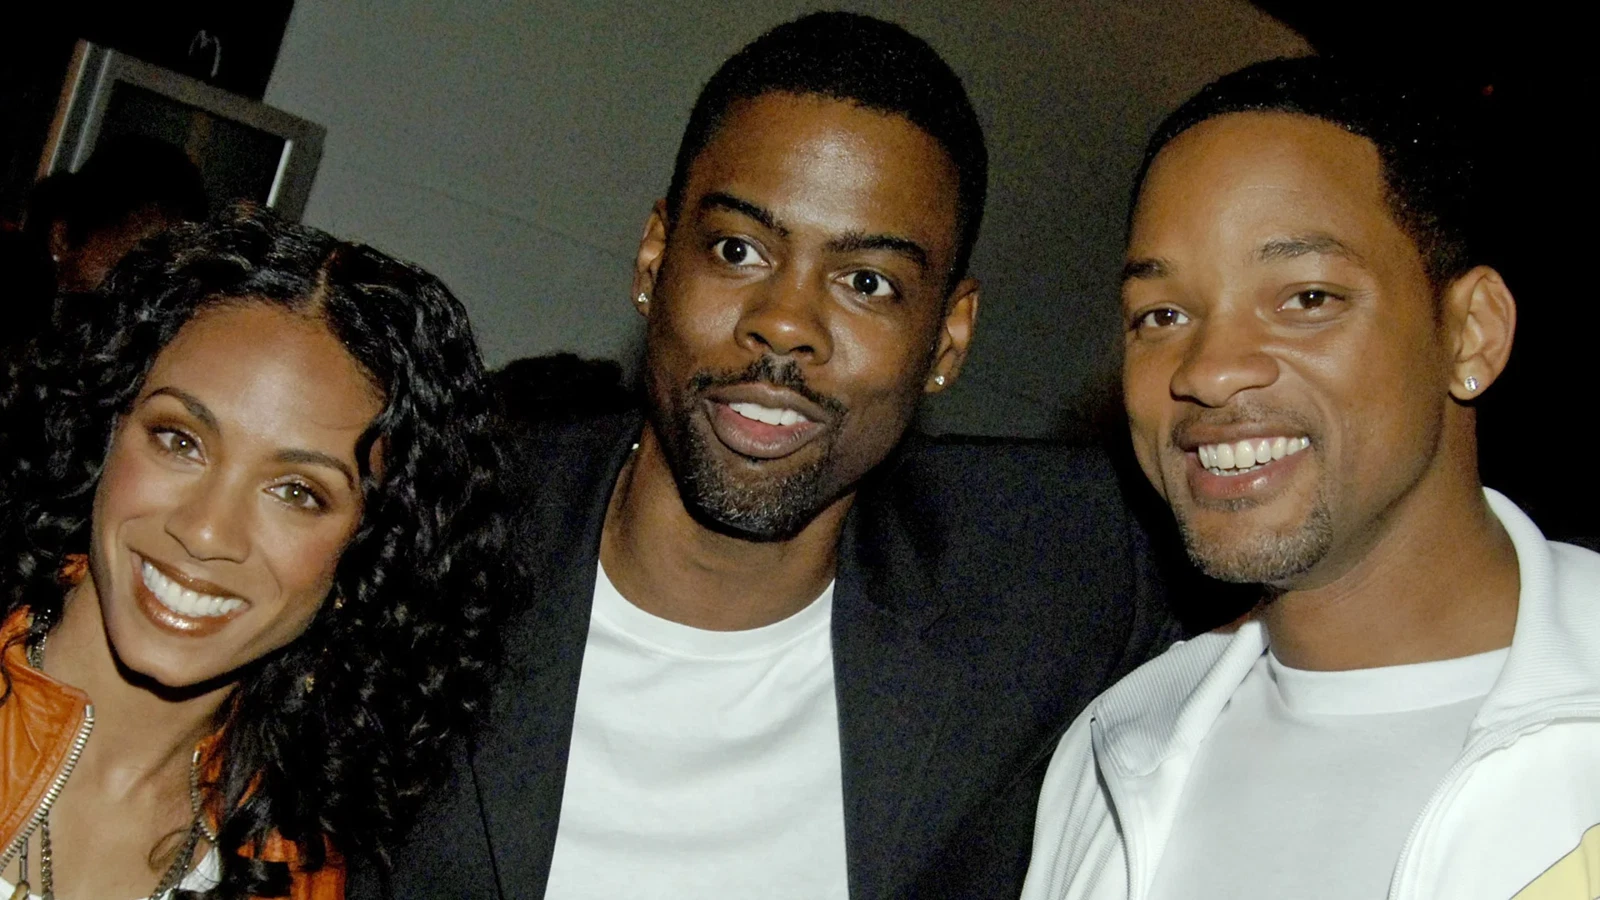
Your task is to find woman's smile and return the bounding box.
[131,552,248,637]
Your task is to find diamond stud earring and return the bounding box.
[932,374,946,387]
[1464,375,1480,393]
[635,293,648,306]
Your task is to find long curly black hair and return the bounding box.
[0,204,506,895]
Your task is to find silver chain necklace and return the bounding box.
[17,634,218,900]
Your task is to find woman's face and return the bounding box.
[88,302,383,688]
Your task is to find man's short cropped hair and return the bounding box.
[665,11,989,288]
[1134,56,1479,288]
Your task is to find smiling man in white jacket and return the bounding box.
[1023,56,1600,900]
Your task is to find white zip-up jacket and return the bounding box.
[1022,490,1600,900]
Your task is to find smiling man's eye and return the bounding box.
[1283,289,1338,311]
[1135,307,1190,329]
[844,270,895,298]
[712,238,762,267]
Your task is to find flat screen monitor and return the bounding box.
[38,41,323,220]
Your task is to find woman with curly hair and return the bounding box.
[0,204,504,898]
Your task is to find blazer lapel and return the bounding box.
[832,472,959,898]
[468,414,641,900]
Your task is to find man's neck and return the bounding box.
[598,425,850,631]
[1261,465,1521,672]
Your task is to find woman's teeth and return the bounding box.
[1196,436,1310,476]
[141,561,244,618]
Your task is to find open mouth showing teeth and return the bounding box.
[1196,436,1310,476]
[141,561,245,618]
[728,401,810,427]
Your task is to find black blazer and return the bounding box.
[350,412,1178,900]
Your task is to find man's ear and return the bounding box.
[1444,265,1516,401]
[632,199,671,318]
[925,277,980,393]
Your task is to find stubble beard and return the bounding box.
[1173,488,1336,586]
[673,422,834,541]
[658,356,847,543]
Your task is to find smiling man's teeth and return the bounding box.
[1197,436,1310,476]
[728,401,809,427]
[141,561,244,618]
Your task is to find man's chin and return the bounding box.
[678,464,831,542]
[1177,506,1333,586]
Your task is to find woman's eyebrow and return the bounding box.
[144,386,358,488]
[274,449,357,489]
[145,386,218,432]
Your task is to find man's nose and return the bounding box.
[1169,315,1279,407]
[737,274,833,364]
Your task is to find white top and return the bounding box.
[1024,491,1600,900]
[1,846,218,900]
[543,564,849,900]
[1147,646,1507,900]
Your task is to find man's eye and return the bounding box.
[843,270,895,298]
[268,481,326,511]
[712,238,763,267]
[153,428,202,459]
[1283,289,1338,311]
[1135,308,1190,329]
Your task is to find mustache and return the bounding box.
[687,355,848,418]
[1168,403,1319,447]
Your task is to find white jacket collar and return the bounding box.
[1090,623,1264,778]
[1090,488,1600,777]
[1471,489,1600,731]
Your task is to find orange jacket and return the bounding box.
[0,609,343,898]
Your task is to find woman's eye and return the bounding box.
[843,270,895,298]
[1283,289,1338,311]
[153,428,202,460]
[269,482,325,511]
[1135,307,1190,330]
[712,238,763,267]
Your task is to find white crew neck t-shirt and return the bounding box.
[543,564,848,899]
[1147,645,1508,900]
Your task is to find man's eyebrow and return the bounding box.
[698,192,787,236]
[275,449,358,489]
[145,387,218,432]
[1257,234,1364,264]
[1121,258,1170,282]
[825,232,930,273]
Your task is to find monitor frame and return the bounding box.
[37,40,324,221]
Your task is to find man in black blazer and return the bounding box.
[353,12,1176,900]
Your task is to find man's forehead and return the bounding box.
[1127,112,1405,265]
[1155,111,1379,174]
[683,93,960,240]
